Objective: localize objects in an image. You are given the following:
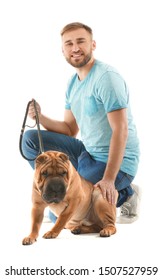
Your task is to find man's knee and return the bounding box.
[22,130,37,148]
[21,129,39,158]
[23,129,38,142]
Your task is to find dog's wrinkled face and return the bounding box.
[34,151,70,204]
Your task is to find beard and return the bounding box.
[65,52,92,68]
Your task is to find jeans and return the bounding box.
[22,129,134,211]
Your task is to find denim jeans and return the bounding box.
[22,129,134,210]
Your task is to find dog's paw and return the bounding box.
[100,226,116,237]
[71,227,81,235]
[43,231,58,239]
[100,229,111,237]
[22,236,37,245]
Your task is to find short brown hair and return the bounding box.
[60,22,93,37]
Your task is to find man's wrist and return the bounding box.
[102,175,115,184]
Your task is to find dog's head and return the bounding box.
[34,151,71,204]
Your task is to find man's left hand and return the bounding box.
[94,179,118,204]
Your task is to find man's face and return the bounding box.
[62,28,96,68]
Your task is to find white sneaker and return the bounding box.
[43,208,52,223]
[116,184,141,224]
[43,215,52,223]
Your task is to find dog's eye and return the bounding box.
[41,171,48,177]
[61,171,67,177]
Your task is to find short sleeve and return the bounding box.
[64,75,75,110]
[96,71,129,112]
[65,95,71,110]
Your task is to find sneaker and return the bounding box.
[116,184,141,224]
[43,208,52,223]
[43,209,57,223]
[43,214,52,223]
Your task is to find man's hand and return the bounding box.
[94,179,118,204]
[28,99,41,120]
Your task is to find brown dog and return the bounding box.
[22,151,117,245]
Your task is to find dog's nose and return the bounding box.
[42,177,66,203]
[47,178,65,193]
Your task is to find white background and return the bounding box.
[0,0,163,279]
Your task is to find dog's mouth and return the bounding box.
[42,195,63,204]
[41,177,67,204]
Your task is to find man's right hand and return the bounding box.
[28,99,41,120]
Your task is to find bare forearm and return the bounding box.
[96,109,128,203]
[28,100,78,136]
[39,114,72,136]
[103,129,128,182]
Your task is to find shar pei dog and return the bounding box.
[22,151,117,245]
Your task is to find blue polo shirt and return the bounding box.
[65,59,140,176]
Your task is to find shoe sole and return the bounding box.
[116,215,138,224]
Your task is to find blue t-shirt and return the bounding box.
[65,60,140,176]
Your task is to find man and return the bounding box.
[22,22,140,223]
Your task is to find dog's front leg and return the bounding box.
[43,199,79,239]
[22,204,45,245]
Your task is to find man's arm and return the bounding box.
[95,108,128,204]
[28,100,79,137]
[40,109,79,137]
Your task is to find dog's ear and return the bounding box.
[58,152,69,162]
[35,154,49,167]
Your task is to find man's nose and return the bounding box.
[72,43,80,52]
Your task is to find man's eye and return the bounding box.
[65,42,73,46]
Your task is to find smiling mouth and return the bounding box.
[71,53,83,59]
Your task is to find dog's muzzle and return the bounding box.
[42,177,66,204]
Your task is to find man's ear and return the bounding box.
[62,46,65,57]
[92,40,96,51]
